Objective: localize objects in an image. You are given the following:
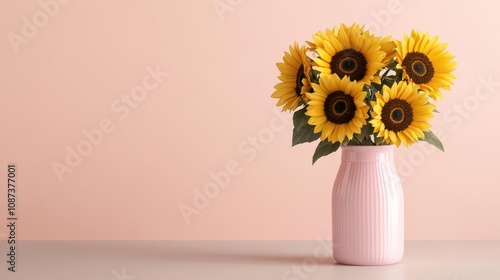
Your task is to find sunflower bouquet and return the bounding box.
[271,24,456,164]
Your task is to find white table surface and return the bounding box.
[1,241,499,280]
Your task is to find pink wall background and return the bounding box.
[0,0,499,240]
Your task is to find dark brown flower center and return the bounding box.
[324,91,356,124]
[381,99,413,132]
[295,65,306,96]
[330,49,367,81]
[401,52,434,84]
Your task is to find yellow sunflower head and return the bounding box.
[377,34,397,64]
[370,82,435,147]
[305,74,369,143]
[307,26,339,50]
[271,42,312,111]
[312,23,386,84]
[395,30,457,101]
[361,29,396,65]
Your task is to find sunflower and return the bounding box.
[271,42,312,111]
[305,74,369,143]
[310,25,395,66]
[312,23,386,84]
[307,26,339,50]
[359,29,396,65]
[370,82,435,147]
[376,34,397,65]
[395,30,457,101]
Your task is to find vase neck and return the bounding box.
[341,146,394,163]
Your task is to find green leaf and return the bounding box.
[342,136,352,145]
[395,68,403,82]
[371,81,382,92]
[292,106,307,126]
[310,69,321,84]
[421,130,445,152]
[355,124,375,143]
[385,59,398,70]
[362,137,374,145]
[312,140,341,165]
[292,107,320,146]
[382,76,397,88]
[433,108,440,113]
[363,84,377,102]
[375,136,385,145]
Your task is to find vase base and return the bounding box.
[334,260,402,266]
[333,257,403,266]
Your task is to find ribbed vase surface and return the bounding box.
[332,145,404,265]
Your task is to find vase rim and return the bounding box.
[340,145,394,162]
[341,145,393,150]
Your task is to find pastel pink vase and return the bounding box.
[332,145,404,265]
